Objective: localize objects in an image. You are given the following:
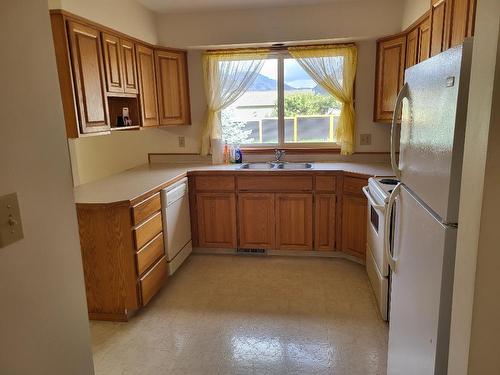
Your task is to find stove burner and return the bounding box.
[379,178,399,185]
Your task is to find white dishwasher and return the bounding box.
[161,178,192,275]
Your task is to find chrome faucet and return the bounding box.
[274,149,286,162]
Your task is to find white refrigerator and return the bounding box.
[385,40,473,375]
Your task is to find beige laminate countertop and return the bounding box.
[73,162,394,205]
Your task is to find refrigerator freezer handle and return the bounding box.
[391,83,408,179]
[384,183,401,272]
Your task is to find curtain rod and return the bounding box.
[206,42,356,53]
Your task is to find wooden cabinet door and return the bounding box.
[374,35,407,122]
[238,193,275,249]
[447,0,476,49]
[276,194,313,251]
[314,194,336,251]
[341,195,367,258]
[430,0,448,56]
[136,44,159,127]
[418,17,431,63]
[196,193,237,248]
[67,21,109,134]
[155,49,191,125]
[121,39,139,94]
[405,28,419,69]
[102,33,124,93]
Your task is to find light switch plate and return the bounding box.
[0,193,24,248]
[178,136,186,148]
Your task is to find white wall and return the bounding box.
[156,0,404,47]
[48,0,158,44]
[0,1,94,374]
[58,0,405,185]
[401,0,429,30]
[448,0,500,373]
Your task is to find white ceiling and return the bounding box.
[136,0,356,14]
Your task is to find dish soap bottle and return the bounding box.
[234,146,242,164]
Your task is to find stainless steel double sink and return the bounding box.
[238,162,313,170]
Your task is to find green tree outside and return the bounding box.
[274,92,341,117]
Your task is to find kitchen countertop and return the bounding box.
[74,162,394,205]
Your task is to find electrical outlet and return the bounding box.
[178,136,186,148]
[360,133,372,146]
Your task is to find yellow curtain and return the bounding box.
[288,44,358,155]
[201,49,269,155]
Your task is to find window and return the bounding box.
[221,51,342,147]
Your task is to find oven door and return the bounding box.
[363,186,389,277]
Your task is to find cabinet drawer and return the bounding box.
[315,175,337,192]
[132,193,161,225]
[238,176,313,191]
[136,233,165,276]
[140,256,168,306]
[343,176,368,196]
[134,212,163,249]
[195,176,235,191]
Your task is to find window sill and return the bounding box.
[240,147,341,155]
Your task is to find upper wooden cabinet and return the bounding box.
[121,39,139,94]
[102,33,139,94]
[418,17,431,63]
[50,10,191,137]
[374,35,406,123]
[374,0,475,123]
[431,0,476,56]
[136,44,159,127]
[406,14,431,69]
[155,49,191,125]
[430,0,448,56]
[67,21,110,134]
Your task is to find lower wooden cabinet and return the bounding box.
[276,194,313,251]
[238,193,275,249]
[196,193,237,248]
[314,194,336,251]
[341,194,368,258]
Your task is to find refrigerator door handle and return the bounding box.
[384,183,401,272]
[362,186,385,212]
[391,83,409,179]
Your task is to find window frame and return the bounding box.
[223,50,341,150]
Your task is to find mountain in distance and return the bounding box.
[248,74,295,91]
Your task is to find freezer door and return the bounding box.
[387,185,456,375]
[399,41,472,223]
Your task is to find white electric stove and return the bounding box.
[363,176,399,321]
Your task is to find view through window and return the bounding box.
[220,52,342,146]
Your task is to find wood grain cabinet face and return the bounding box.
[67,21,109,134]
[374,35,406,123]
[405,28,419,69]
[155,50,191,125]
[314,194,336,251]
[447,0,476,48]
[238,193,275,249]
[341,195,368,258]
[136,44,159,127]
[276,194,313,251]
[120,39,139,94]
[196,193,237,248]
[418,18,431,63]
[430,0,448,57]
[102,33,124,93]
